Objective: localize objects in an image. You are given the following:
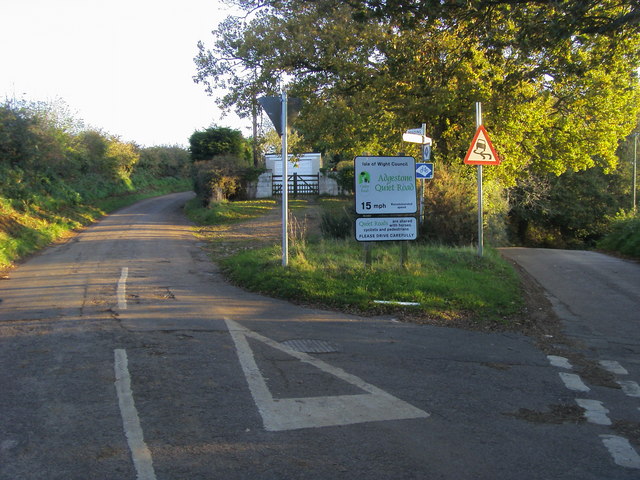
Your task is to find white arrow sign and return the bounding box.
[402,133,432,145]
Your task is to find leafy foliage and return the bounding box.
[188,126,251,164]
[508,166,630,247]
[598,212,640,258]
[196,0,640,185]
[196,0,640,247]
[0,98,192,268]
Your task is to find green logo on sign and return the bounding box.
[359,171,371,184]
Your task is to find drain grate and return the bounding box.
[281,339,340,354]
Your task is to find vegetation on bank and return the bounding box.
[0,99,191,270]
[598,212,640,258]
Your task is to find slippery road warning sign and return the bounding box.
[463,125,500,165]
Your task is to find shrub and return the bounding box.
[192,155,263,205]
[598,211,640,258]
[320,207,353,239]
[332,160,355,194]
[419,163,476,245]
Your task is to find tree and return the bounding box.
[196,1,640,186]
[188,126,251,164]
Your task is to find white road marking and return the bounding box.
[599,360,628,375]
[117,267,129,310]
[617,380,640,398]
[224,318,429,431]
[558,372,590,392]
[373,300,420,306]
[600,435,640,469]
[114,349,156,480]
[547,355,572,369]
[575,399,611,425]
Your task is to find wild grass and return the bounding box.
[195,197,524,324]
[0,176,191,270]
[221,241,521,323]
[184,198,277,225]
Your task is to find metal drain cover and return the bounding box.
[281,339,340,354]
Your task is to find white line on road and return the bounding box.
[558,372,590,392]
[575,399,611,425]
[225,318,429,431]
[114,349,156,480]
[547,355,572,369]
[617,380,640,398]
[117,267,129,310]
[599,360,628,375]
[600,435,640,469]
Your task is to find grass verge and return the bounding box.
[0,176,191,270]
[189,198,524,326]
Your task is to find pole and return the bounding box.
[475,102,483,257]
[420,123,426,225]
[281,90,289,267]
[634,133,638,212]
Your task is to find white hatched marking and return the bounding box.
[558,372,590,392]
[617,380,640,398]
[599,360,628,375]
[547,355,572,369]
[575,399,611,425]
[225,318,429,431]
[600,435,640,469]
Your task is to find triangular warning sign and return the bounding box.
[464,125,500,165]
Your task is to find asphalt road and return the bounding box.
[1,192,639,479]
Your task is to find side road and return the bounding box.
[501,247,640,464]
[500,248,640,363]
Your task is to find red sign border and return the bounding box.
[463,125,501,165]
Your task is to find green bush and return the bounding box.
[191,155,263,205]
[598,212,640,258]
[331,160,355,194]
[320,205,353,239]
[419,163,476,245]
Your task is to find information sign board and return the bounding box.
[355,217,417,242]
[354,156,417,215]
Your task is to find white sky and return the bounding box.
[1,0,250,147]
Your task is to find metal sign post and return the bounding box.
[475,102,483,258]
[463,103,501,257]
[403,124,432,225]
[258,92,302,267]
[281,90,289,267]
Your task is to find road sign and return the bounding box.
[463,125,500,165]
[416,162,434,179]
[355,156,417,215]
[258,96,302,137]
[406,127,424,135]
[422,144,431,162]
[355,217,417,242]
[402,133,432,145]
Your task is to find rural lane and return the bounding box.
[500,248,640,370]
[1,192,639,479]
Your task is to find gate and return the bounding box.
[272,173,319,196]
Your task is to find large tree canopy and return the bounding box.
[195,0,640,185]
